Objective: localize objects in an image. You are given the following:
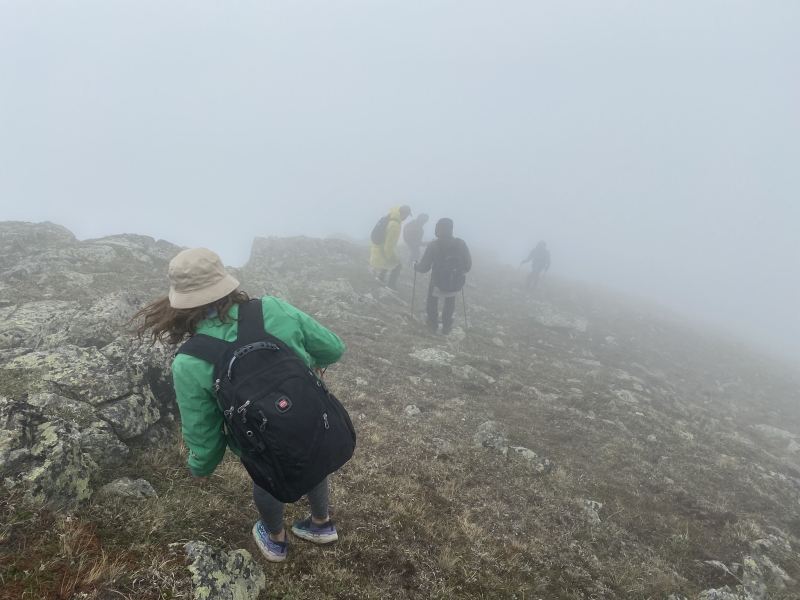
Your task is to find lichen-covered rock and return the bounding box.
[0,300,77,350]
[474,421,508,451]
[6,346,133,406]
[79,420,130,465]
[0,222,184,508]
[185,541,266,600]
[101,477,157,499]
[741,555,767,600]
[21,419,94,509]
[100,393,161,439]
[33,292,139,349]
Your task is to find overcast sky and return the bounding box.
[1,1,798,356]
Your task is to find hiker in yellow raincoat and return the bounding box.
[369,205,411,290]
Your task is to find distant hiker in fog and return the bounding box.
[128,248,355,563]
[403,213,430,264]
[521,241,551,289]
[370,205,412,290]
[414,218,472,334]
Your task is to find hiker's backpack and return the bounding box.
[176,299,356,503]
[370,214,393,245]
[435,254,466,294]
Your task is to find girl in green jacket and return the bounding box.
[130,247,345,563]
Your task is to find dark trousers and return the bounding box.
[527,268,544,289]
[253,478,329,535]
[426,280,456,329]
[378,263,402,288]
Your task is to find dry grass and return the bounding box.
[3,246,800,598]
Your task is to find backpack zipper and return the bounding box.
[323,413,329,429]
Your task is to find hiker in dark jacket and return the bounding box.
[403,213,429,264]
[128,248,346,564]
[414,218,472,334]
[521,240,551,289]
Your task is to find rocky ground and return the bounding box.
[1,220,799,599]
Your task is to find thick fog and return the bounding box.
[1,2,798,357]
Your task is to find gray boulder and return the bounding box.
[185,541,266,600]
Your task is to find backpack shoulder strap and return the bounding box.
[236,298,268,344]
[176,334,229,364]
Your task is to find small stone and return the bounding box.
[646,434,657,443]
[491,337,505,348]
[404,405,421,417]
[586,410,596,420]
[432,438,453,452]
[510,446,552,474]
[584,500,603,526]
[101,477,157,500]
[357,413,366,421]
[355,377,368,386]
[474,421,508,451]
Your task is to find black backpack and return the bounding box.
[176,299,356,503]
[370,214,393,245]
[435,254,466,294]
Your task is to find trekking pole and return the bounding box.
[410,266,417,319]
[461,288,468,338]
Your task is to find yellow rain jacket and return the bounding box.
[369,206,403,270]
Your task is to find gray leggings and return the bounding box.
[253,477,329,535]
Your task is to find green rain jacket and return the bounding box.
[171,296,345,477]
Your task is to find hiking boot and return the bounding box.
[427,321,439,333]
[441,324,452,335]
[252,521,288,562]
[291,516,338,544]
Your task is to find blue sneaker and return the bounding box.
[252,520,288,562]
[291,516,338,544]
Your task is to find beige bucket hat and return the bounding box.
[168,248,240,309]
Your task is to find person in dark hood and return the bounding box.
[414,218,472,335]
[403,213,430,264]
[521,240,551,289]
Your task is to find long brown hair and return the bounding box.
[126,290,250,346]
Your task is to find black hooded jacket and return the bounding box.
[414,219,472,281]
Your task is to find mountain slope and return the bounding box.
[1,223,799,599]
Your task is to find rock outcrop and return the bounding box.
[0,222,181,508]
